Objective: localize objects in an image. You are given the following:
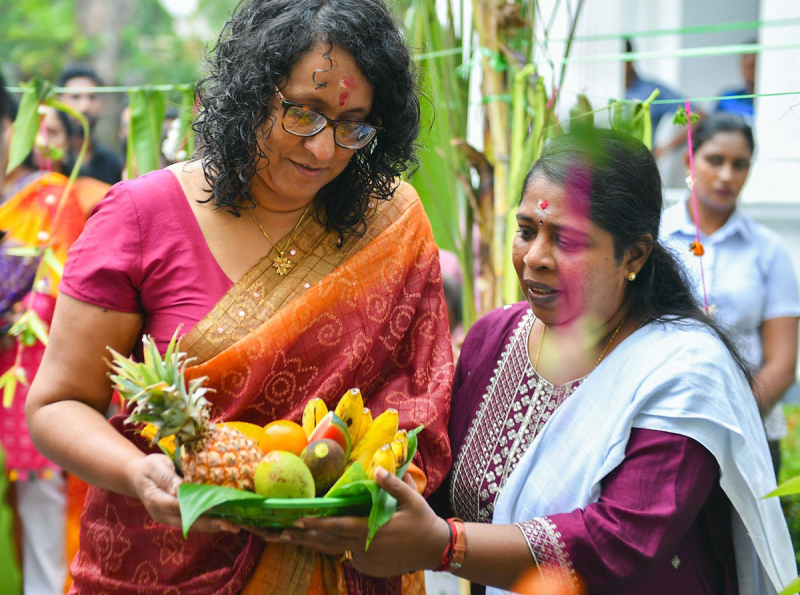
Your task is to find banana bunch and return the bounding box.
[301,388,412,480]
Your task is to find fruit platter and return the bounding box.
[108,333,421,544]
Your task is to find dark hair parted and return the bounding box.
[57,64,104,88]
[691,112,754,155]
[194,0,420,241]
[522,129,752,381]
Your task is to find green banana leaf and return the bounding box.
[779,575,800,595]
[129,87,166,175]
[765,474,800,499]
[176,84,196,160]
[0,448,22,595]
[177,426,422,550]
[6,79,53,175]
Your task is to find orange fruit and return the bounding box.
[259,420,308,456]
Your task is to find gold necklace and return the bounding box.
[249,203,312,276]
[595,317,627,367]
[533,316,627,371]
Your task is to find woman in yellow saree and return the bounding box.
[25,1,453,593]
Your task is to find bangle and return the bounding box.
[449,517,466,571]
[435,519,454,572]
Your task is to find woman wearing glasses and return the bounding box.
[25,1,453,593]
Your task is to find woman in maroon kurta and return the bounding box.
[279,129,794,594]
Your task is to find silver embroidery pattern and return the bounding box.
[515,518,580,591]
[450,310,583,523]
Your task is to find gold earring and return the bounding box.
[628,272,637,281]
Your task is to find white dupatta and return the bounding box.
[489,321,796,595]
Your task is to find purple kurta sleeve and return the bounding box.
[516,428,736,594]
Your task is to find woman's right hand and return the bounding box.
[124,453,239,534]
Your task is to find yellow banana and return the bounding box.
[353,407,372,447]
[390,430,408,467]
[367,444,397,479]
[301,398,328,438]
[349,408,399,470]
[334,388,364,444]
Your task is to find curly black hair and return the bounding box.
[194,0,421,241]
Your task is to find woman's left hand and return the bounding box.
[256,467,450,577]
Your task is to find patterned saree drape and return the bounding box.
[69,183,453,595]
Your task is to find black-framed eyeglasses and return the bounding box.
[276,90,381,150]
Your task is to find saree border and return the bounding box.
[181,183,414,364]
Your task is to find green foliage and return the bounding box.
[5,79,54,174]
[0,447,22,595]
[118,0,203,85]
[0,0,202,85]
[777,405,800,574]
[0,0,92,80]
[672,105,700,127]
[129,88,166,175]
[403,0,476,326]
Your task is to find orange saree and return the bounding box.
[69,182,453,594]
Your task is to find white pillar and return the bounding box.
[743,1,800,205]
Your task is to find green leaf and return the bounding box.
[25,311,49,346]
[177,483,265,538]
[176,84,196,159]
[6,78,53,175]
[1,366,27,409]
[324,462,368,497]
[778,575,800,595]
[766,474,800,498]
[1,373,17,409]
[129,87,166,175]
[3,246,41,258]
[41,247,63,278]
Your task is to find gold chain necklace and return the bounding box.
[534,316,627,371]
[248,203,312,276]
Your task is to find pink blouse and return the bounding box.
[61,169,233,350]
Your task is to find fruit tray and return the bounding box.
[178,426,421,543]
[208,493,374,528]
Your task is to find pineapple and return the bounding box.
[108,331,262,491]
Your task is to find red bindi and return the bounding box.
[539,199,549,210]
[339,90,350,107]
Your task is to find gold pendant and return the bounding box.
[272,255,294,276]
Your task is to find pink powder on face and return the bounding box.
[339,91,350,107]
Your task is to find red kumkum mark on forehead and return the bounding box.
[339,77,355,106]
[538,199,549,210]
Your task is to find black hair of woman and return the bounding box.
[522,129,752,382]
[691,112,755,155]
[193,0,421,243]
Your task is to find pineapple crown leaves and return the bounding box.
[107,329,214,447]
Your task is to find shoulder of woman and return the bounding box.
[637,320,736,370]
[391,179,421,208]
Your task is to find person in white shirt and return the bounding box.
[662,113,800,476]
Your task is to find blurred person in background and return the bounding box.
[0,83,108,595]
[715,39,757,125]
[663,113,799,477]
[624,38,685,157]
[57,65,123,185]
[0,70,23,595]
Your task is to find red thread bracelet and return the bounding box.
[435,519,455,571]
